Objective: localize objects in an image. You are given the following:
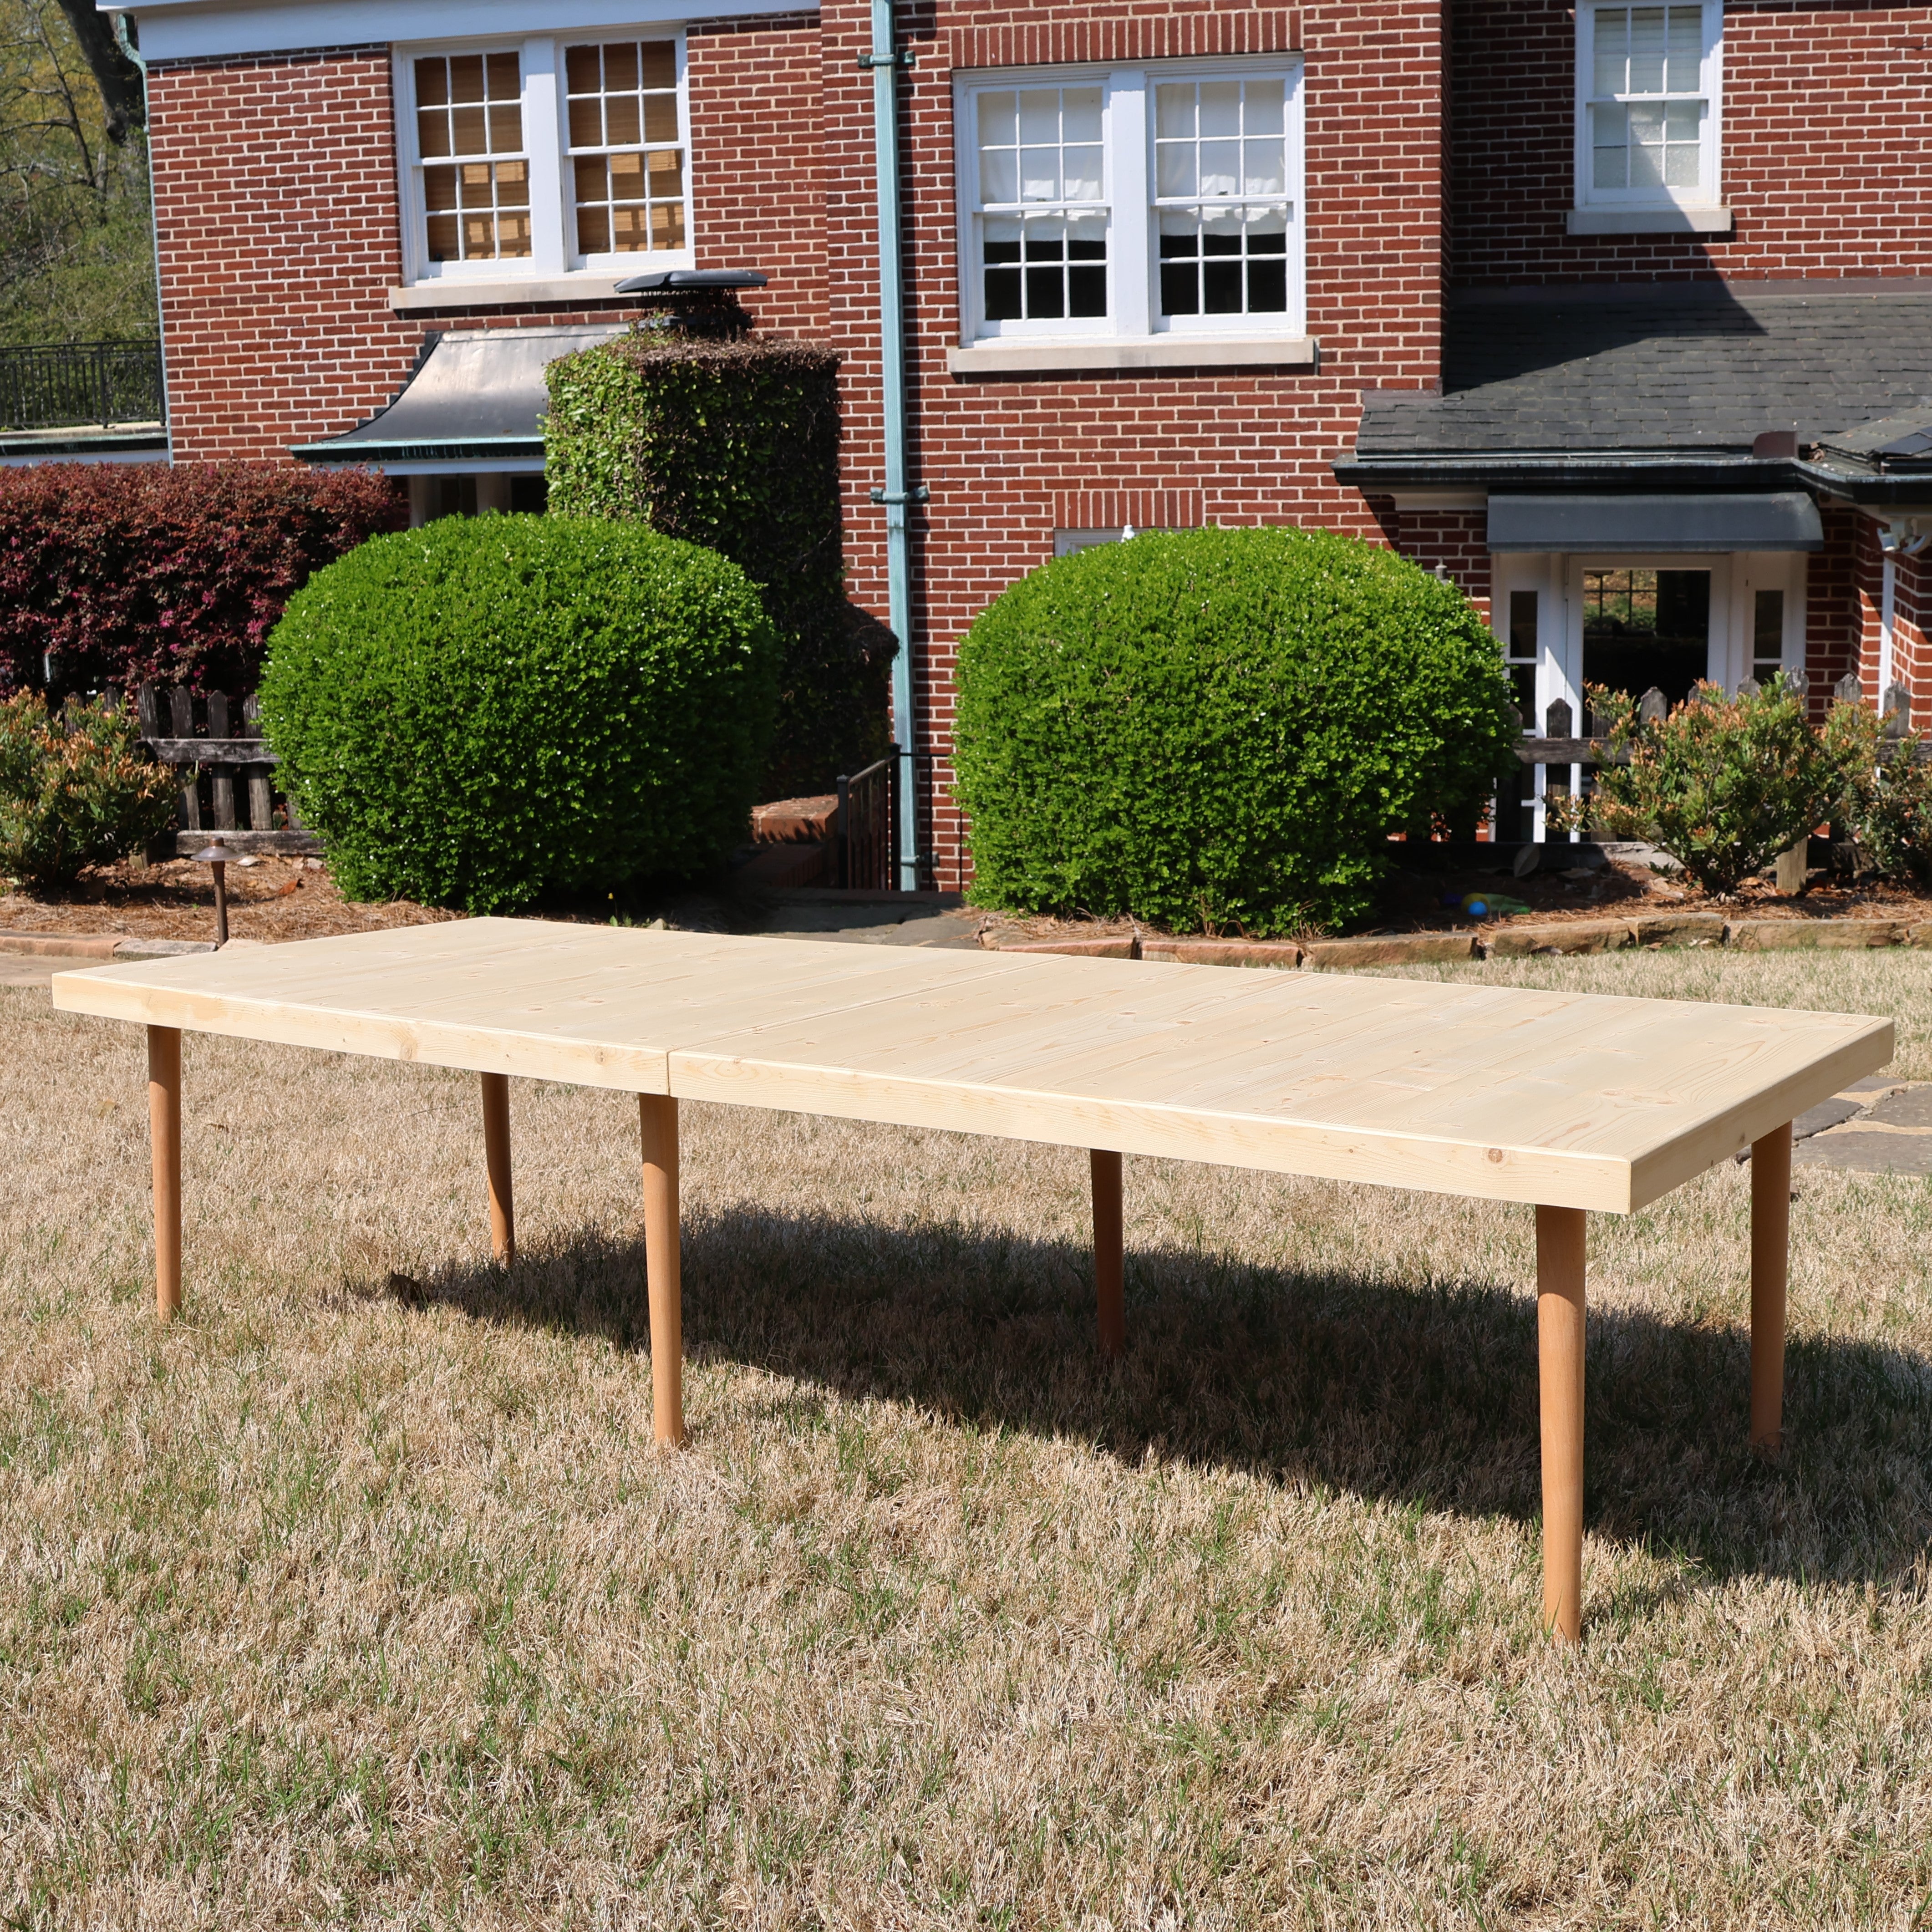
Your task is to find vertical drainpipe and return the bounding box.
[114,12,173,466]
[862,0,924,891]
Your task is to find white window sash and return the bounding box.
[953,58,1306,347]
[393,27,692,288]
[1573,1,1723,211]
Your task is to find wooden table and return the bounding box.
[52,918,1893,1641]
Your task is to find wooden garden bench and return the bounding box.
[53,919,1892,1641]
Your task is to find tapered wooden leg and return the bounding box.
[480,1071,514,1265]
[1536,1204,1586,1643]
[1091,1150,1124,1357]
[1751,1120,1792,1454]
[147,1025,181,1321]
[639,1094,686,1447]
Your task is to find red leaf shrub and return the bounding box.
[0,463,402,698]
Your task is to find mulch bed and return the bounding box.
[0,856,460,946]
[973,857,1932,950]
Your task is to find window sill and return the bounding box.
[946,336,1319,376]
[388,275,637,311]
[1565,207,1734,236]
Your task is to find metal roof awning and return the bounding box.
[1487,491,1824,553]
[291,324,626,470]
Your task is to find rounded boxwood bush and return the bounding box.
[953,526,1518,935]
[258,514,778,912]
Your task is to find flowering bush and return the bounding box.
[1820,701,1932,885]
[0,462,400,699]
[0,691,177,886]
[1553,677,1838,895]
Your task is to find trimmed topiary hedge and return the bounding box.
[258,514,778,912]
[544,330,889,797]
[0,461,401,699]
[953,527,1518,935]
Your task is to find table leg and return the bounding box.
[639,1094,686,1447]
[1091,1150,1124,1357]
[148,1025,182,1321]
[480,1071,514,1266]
[1750,1120,1792,1454]
[1536,1204,1586,1643]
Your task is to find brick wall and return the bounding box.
[1451,0,1932,285]
[817,0,1449,885]
[146,16,826,463]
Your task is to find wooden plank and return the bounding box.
[143,739,282,766]
[167,831,320,858]
[166,688,201,831]
[242,697,275,829]
[208,693,236,830]
[50,922,1894,1214]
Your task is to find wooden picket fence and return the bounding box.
[108,683,321,856]
[1502,671,1921,844]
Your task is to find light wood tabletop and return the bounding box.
[51,918,1896,1641]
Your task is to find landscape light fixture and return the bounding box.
[192,839,236,946]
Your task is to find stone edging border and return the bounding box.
[991,911,1932,971]
[0,933,215,960]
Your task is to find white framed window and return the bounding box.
[395,29,692,284]
[1575,3,1722,211]
[954,60,1304,346]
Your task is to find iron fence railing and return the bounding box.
[834,745,938,890]
[0,340,165,431]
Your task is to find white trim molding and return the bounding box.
[947,336,1317,375]
[1566,206,1732,234]
[129,0,801,66]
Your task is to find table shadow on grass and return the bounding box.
[377,1210,1932,1592]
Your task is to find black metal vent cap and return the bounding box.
[614,268,768,294]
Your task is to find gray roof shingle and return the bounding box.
[1356,282,1932,458]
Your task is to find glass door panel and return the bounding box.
[1581,566,1709,707]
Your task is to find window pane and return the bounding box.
[1157,205,1289,318]
[1155,83,1195,137]
[1244,137,1285,196]
[1158,142,1197,198]
[1754,587,1785,671]
[1244,79,1286,136]
[1666,6,1702,89]
[1063,143,1103,200]
[417,49,528,262]
[1062,86,1102,143]
[1018,89,1060,144]
[1199,81,1241,136]
[1594,8,1628,92]
[980,148,1017,203]
[978,91,1017,148]
[983,211,1108,322]
[566,39,685,258]
[1628,7,1666,91]
[1020,145,1061,199]
[1199,139,1239,197]
[1591,103,1627,187]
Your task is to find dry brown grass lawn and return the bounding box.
[3,948,1931,1927]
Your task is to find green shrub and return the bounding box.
[544,331,888,796]
[1821,700,1932,885]
[0,691,177,887]
[257,515,778,913]
[1555,676,1837,895]
[951,527,1518,935]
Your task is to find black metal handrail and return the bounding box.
[0,340,165,431]
[834,745,938,890]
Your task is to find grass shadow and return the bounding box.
[385,1206,1932,1591]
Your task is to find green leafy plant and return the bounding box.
[1820,699,1932,885]
[1555,676,1837,896]
[951,527,1520,936]
[0,690,176,887]
[257,514,779,913]
[544,330,888,796]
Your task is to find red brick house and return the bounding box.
[92,0,1932,881]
